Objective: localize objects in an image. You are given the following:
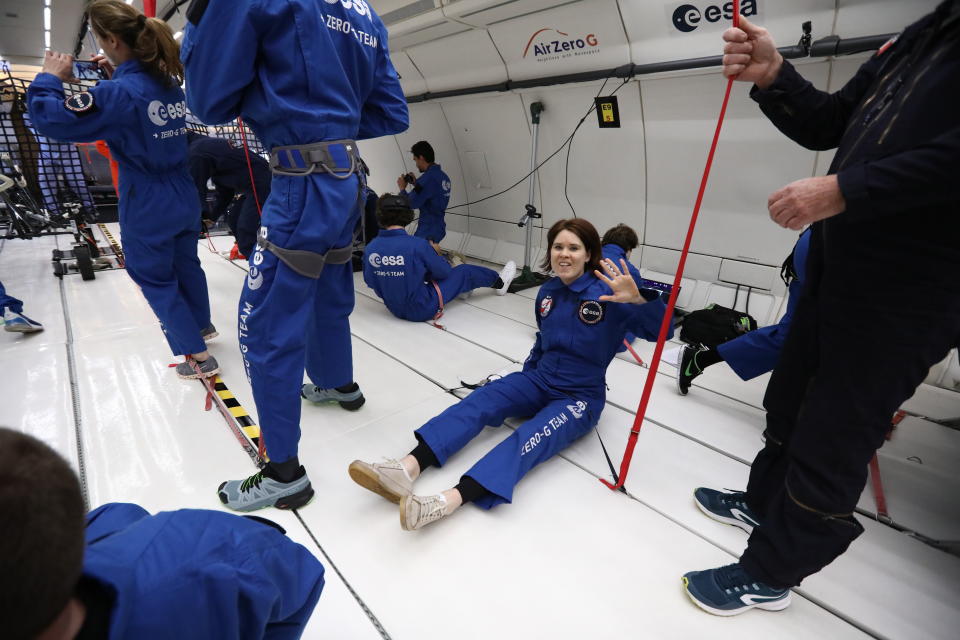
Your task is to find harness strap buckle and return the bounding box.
[257,237,353,279]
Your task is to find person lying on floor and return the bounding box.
[362,193,516,323]
[349,218,671,530]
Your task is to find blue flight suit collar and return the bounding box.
[378,228,407,237]
[111,59,146,80]
[541,271,596,294]
[603,244,627,260]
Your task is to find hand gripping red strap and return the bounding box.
[602,2,740,491]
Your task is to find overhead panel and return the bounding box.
[377,0,438,23]
[834,0,940,38]
[641,63,833,265]
[406,28,507,92]
[385,8,471,51]
[488,0,630,82]
[444,0,580,28]
[389,50,428,96]
[620,0,834,65]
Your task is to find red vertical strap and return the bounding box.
[868,454,889,519]
[622,339,645,367]
[143,1,156,18]
[237,117,264,217]
[601,2,739,491]
[430,281,445,329]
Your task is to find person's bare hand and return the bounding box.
[596,259,644,304]
[396,176,406,191]
[721,16,783,89]
[768,175,846,230]
[90,54,114,79]
[42,51,74,82]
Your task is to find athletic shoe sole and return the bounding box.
[693,491,756,534]
[676,372,689,396]
[301,387,366,411]
[202,330,219,342]
[349,460,407,504]
[4,324,43,333]
[682,576,791,616]
[218,482,315,512]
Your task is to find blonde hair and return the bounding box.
[87,0,183,86]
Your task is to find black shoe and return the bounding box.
[677,344,706,396]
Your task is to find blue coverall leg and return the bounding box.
[0,280,24,315]
[435,264,498,302]
[239,174,360,464]
[415,371,601,509]
[121,175,210,357]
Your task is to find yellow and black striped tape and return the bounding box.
[212,376,269,462]
[97,223,125,265]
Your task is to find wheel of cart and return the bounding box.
[73,243,96,281]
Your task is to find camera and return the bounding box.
[73,60,106,80]
[402,172,416,186]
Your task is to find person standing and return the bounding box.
[182,0,409,511]
[683,4,960,616]
[397,140,451,252]
[27,0,218,379]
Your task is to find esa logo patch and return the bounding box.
[578,300,604,325]
[540,296,553,317]
[368,253,405,268]
[64,92,95,114]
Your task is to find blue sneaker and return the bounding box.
[3,310,43,333]
[694,487,761,533]
[683,563,791,616]
[301,382,365,411]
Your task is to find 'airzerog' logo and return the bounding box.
[672,1,757,33]
[523,28,599,60]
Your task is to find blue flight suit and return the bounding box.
[405,164,450,243]
[415,272,670,509]
[182,0,408,463]
[82,503,324,638]
[187,132,270,256]
[601,243,643,350]
[28,63,210,357]
[0,279,23,315]
[363,228,498,322]
[716,230,810,380]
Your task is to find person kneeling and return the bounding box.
[363,194,516,323]
[350,218,671,530]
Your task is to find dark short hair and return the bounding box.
[410,141,435,164]
[540,218,602,276]
[601,224,639,252]
[0,428,85,639]
[377,193,415,228]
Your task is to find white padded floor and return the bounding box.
[3,225,959,640]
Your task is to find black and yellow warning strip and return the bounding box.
[97,223,125,267]
[193,372,269,467]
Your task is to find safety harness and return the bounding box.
[257,139,364,279]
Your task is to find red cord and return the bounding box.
[237,117,264,217]
[602,3,740,491]
[622,339,645,367]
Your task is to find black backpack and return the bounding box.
[679,303,758,349]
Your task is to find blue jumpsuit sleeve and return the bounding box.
[523,295,544,371]
[26,73,131,143]
[189,153,213,215]
[421,241,452,280]
[357,18,409,140]
[84,503,150,544]
[180,0,260,125]
[405,179,430,210]
[622,295,672,342]
[362,249,381,295]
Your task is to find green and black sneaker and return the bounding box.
[677,344,707,396]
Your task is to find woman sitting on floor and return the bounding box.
[362,194,516,323]
[350,218,671,530]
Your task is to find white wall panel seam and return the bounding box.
[438,100,475,220]
[635,80,649,246]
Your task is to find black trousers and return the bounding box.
[226,193,264,257]
[739,231,959,589]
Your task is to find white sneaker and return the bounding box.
[496,260,517,295]
[3,310,43,333]
[400,493,449,531]
[349,458,414,504]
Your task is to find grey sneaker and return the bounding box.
[400,493,449,531]
[201,324,218,342]
[496,260,517,296]
[301,382,365,410]
[348,458,414,504]
[2,310,43,333]
[218,468,314,512]
[175,355,221,379]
